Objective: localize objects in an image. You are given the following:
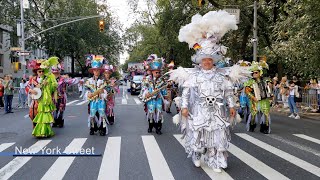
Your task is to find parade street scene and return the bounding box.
[0,0,320,180]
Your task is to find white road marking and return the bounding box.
[76,100,88,105]
[98,137,121,180]
[142,136,175,180]
[121,98,127,104]
[133,98,142,105]
[174,134,233,180]
[24,114,29,119]
[0,143,15,152]
[0,140,51,180]
[66,100,79,106]
[268,134,320,156]
[41,138,87,180]
[228,143,289,179]
[293,134,320,145]
[236,133,320,177]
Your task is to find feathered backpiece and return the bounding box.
[40,57,59,69]
[178,10,238,64]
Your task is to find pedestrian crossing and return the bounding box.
[0,133,319,180]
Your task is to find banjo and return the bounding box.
[30,87,42,100]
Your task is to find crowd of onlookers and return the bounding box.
[0,74,31,113]
[271,76,320,118]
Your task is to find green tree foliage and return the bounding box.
[124,0,319,79]
[1,0,122,76]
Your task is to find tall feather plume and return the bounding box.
[228,65,252,83]
[169,67,190,85]
[178,10,238,48]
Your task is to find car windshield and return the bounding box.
[133,76,143,81]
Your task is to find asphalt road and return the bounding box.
[0,86,319,180]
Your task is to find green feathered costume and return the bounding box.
[32,57,59,138]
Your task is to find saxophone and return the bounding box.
[142,84,168,103]
[85,83,108,101]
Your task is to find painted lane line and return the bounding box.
[229,143,289,179]
[66,100,79,106]
[98,137,121,180]
[268,134,320,157]
[133,98,142,105]
[236,133,320,177]
[293,134,320,145]
[142,136,175,180]
[121,98,127,104]
[174,134,233,180]
[76,100,88,105]
[41,138,87,180]
[0,143,15,152]
[0,140,51,180]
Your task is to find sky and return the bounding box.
[102,0,148,64]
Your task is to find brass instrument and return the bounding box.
[142,84,168,103]
[85,83,108,101]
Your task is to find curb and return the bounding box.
[271,109,320,120]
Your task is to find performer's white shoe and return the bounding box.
[192,152,201,167]
[213,168,222,173]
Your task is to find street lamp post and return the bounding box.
[253,0,258,62]
[20,0,26,77]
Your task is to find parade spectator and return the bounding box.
[78,78,84,95]
[0,78,4,108]
[272,77,280,107]
[279,76,289,108]
[317,78,320,113]
[4,74,14,113]
[17,79,27,108]
[288,81,300,119]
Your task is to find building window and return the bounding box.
[0,54,3,67]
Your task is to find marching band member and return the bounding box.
[142,55,168,135]
[84,55,108,136]
[51,63,79,127]
[102,63,119,125]
[26,57,59,137]
[244,61,273,134]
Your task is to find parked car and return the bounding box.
[130,75,144,95]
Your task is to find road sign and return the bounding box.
[224,8,240,24]
[18,51,30,56]
[10,47,22,51]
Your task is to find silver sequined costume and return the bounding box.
[181,67,235,169]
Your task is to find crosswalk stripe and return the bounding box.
[0,140,51,180]
[41,138,87,180]
[142,136,175,180]
[228,143,289,179]
[133,98,142,105]
[293,134,320,145]
[98,137,121,180]
[122,98,127,104]
[76,100,88,105]
[236,133,320,177]
[0,143,15,152]
[174,134,233,180]
[66,100,80,106]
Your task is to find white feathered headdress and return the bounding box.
[178,10,238,64]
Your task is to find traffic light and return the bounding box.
[99,20,104,32]
[198,0,205,7]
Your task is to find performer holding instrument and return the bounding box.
[26,57,59,137]
[84,55,108,136]
[141,54,169,135]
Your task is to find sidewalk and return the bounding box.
[270,107,320,120]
